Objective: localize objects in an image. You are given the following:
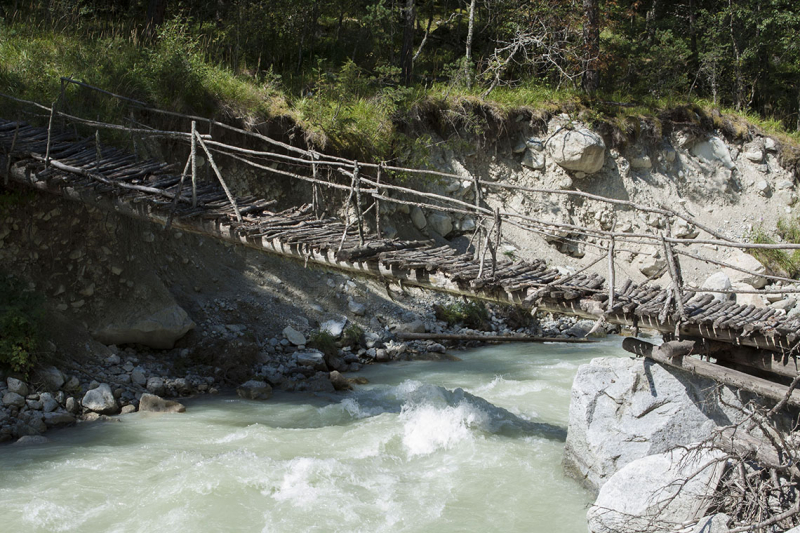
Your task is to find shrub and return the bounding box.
[307,330,338,358]
[0,276,45,376]
[750,221,800,278]
[342,324,364,347]
[433,300,490,330]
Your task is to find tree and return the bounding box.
[400,0,416,85]
[582,0,600,93]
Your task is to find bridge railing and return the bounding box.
[3,79,800,322]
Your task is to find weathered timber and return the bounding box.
[395,333,595,343]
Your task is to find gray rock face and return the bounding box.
[564,357,745,491]
[321,318,347,337]
[396,319,426,334]
[37,366,65,391]
[139,393,187,413]
[39,392,59,413]
[236,380,273,400]
[146,377,166,396]
[43,411,76,427]
[722,251,767,289]
[521,149,546,170]
[2,392,25,408]
[283,326,306,346]
[546,128,606,174]
[635,252,667,277]
[410,207,427,229]
[427,213,453,237]
[691,136,735,169]
[294,350,327,371]
[691,514,730,533]
[7,377,28,396]
[131,368,147,387]
[701,272,733,302]
[81,384,119,415]
[93,304,195,349]
[587,448,725,533]
[65,397,80,414]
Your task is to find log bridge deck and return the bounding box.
[3,116,800,405]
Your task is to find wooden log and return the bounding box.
[44,103,55,169]
[4,120,18,186]
[622,337,800,407]
[191,121,197,207]
[194,131,241,222]
[395,332,595,343]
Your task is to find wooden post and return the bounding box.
[354,160,365,246]
[337,174,357,253]
[311,152,319,219]
[130,111,138,162]
[194,131,242,222]
[165,154,192,231]
[661,232,687,323]
[4,120,19,186]
[44,102,55,169]
[607,231,616,312]
[58,78,66,130]
[205,120,213,181]
[473,176,482,261]
[191,121,197,207]
[492,207,501,276]
[375,163,383,238]
[95,130,101,171]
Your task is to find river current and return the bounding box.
[0,339,618,532]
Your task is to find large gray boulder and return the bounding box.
[92,304,194,349]
[81,383,119,415]
[2,392,25,408]
[139,393,186,413]
[37,366,65,391]
[236,380,272,401]
[7,377,28,396]
[283,326,306,346]
[691,136,735,170]
[564,356,745,491]
[427,212,453,237]
[701,272,733,302]
[722,251,767,289]
[587,448,726,533]
[294,350,327,371]
[546,128,606,174]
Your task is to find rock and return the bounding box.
[722,252,767,289]
[672,218,699,239]
[701,272,733,302]
[771,298,797,311]
[65,396,80,414]
[92,304,195,349]
[458,216,477,232]
[26,399,43,410]
[64,376,80,391]
[764,137,777,152]
[521,149,546,170]
[635,252,667,278]
[39,392,59,413]
[735,290,766,308]
[329,371,352,391]
[743,147,764,163]
[587,448,726,533]
[411,207,427,229]
[2,391,25,408]
[427,213,453,237]
[105,354,121,365]
[172,378,191,396]
[283,326,306,346]
[691,136,735,169]
[303,372,336,393]
[37,366,65,391]
[755,179,770,195]
[564,357,746,490]
[691,514,730,533]
[131,368,147,386]
[81,384,119,415]
[512,141,528,154]
[43,411,76,427]
[120,405,136,415]
[146,377,166,396]
[546,128,606,174]
[321,318,348,338]
[13,435,49,446]
[139,393,187,412]
[7,377,28,396]
[294,350,328,371]
[563,320,598,338]
[348,299,367,316]
[396,319,426,334]
[629,154,652,170]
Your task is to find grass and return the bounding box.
[750,221,800,278]
[0,274,46,377]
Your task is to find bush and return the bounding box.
[750,221,800,278]
[433,300,490,330]
[0,276,45,376]
[307,330,338,358]
[342,324,364,347]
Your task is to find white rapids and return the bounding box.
[0,338,620,532]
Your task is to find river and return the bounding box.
[0,338,618,532]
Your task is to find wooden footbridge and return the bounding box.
[4,81,800,405]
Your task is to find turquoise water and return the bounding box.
[0,339,618,532]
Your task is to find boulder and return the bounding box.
[146,377,166,396]
[294,350,327,371]
[672,218,699,239]
[411,207,427,230]
[139,393,187,412]
[396,319,426,334]
[521,149,546,170]
[587,448,726,533]
[81,384,119,415]
[691,136,735,170]
[321,318,348,338]
[734,291,766,308]
[2,392,25,408]
[329,371,352,391]
[283,326,306,346]
[13,435,49,446]
[43,411,76,427]
[348,299,367,316]
[92,304,195,349]
[37,366,65,391]
[427,213,453,237]
[771,298,797,312]
[701,272,733,302]
[7,377,28,396]
[635,252,667,278]
[39,392,59,413]
[722,252,767,289]
[546,128,606,174]
[131,368,147,387]
[629,155,652,170]
[564,357,745,490]
[691,514,730,533]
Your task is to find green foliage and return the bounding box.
[307,330,338,358]
[0,276,45,376]
[342,324,364,347]
[750,221,800,278]
[434,301,490,330]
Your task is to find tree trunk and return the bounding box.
[146,0,167,31]
[582,0,600,94]
[464,0,477,88]
[688,0,698,75]
[400,0,416,86]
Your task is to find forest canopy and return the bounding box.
[0,0,798,155]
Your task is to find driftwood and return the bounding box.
[395,332,595,343]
